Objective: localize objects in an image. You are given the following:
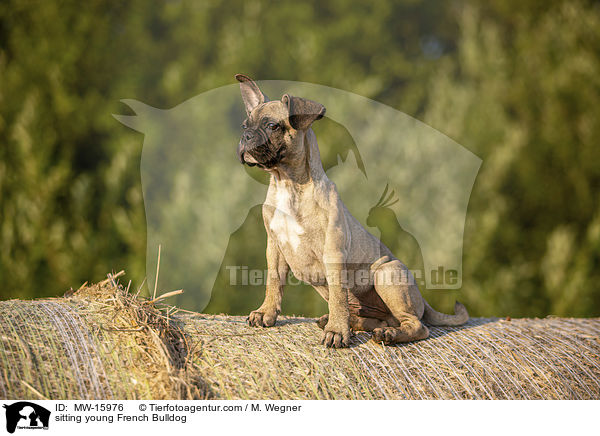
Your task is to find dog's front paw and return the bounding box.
[247,309,278,327]
[320,321,351,348]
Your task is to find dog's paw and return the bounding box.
[247,309,278,327]
[372,327,397,345]
[320,321,351,348]
[316,314,329,330]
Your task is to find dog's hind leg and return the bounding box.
[316,314,329,329]
[370,259,430,345]
[316,314,387,332]
[351,315,388,332]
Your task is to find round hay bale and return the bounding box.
[181,314,600,399]
[1,276,599,400]
[0,276,208,400]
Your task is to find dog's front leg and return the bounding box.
[322,264,351,348]
[321,202,352,348]
[248,235,288,327]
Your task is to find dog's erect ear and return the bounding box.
[235,74,269,115]
[282,94,326,131]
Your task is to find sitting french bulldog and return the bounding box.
[236,74,468,348]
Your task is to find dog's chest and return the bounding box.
[268,188,307,252]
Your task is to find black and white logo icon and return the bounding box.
[2,402,50,434]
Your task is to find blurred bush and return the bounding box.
[0,0,598,317]
[422,1,600,317]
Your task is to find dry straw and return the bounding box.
[0,273,599,400]
[0,272,207,400]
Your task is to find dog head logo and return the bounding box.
[3,402,50,433]
[114,80,481,310]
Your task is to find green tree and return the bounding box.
[1,0,599,318]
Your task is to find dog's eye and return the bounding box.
[267,123,279,131]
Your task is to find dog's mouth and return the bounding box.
[239,143,285,169]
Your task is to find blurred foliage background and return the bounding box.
[1,0,599,317]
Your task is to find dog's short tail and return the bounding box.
[422,301,469,326]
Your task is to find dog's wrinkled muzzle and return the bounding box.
[238,129,282,168]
